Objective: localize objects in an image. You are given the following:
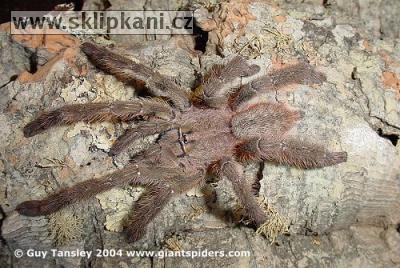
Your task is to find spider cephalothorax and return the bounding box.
[16,42,347,242]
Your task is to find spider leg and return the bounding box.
[125,183,172,242]
[195,56,260,108]
[17,160,205,242]
[109,120,173,156]
[23,99,173,137]
[217,158,267,227]
[16,164,145,216]
[235,137,347,168]
[16,164,183,216]
[230,62,326,110]
[125,169,205,242]
[81,42,190,110]
[231,102,300,139]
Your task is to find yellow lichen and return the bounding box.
[255,197,289,243]
[262,24,292,54]
[233,35,266,59]
[183,204,207,221]
[96,188,141,232]
[48,207,83,246]
[234,196,290,242]
[164,236,184,251]
[36,157,69,169]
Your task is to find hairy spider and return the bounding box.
[16,42,347,242]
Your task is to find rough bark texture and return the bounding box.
[1,0,400,267]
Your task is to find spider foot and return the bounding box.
[125,226,146,242]
[16,200,51,216]
[23,110,62,137]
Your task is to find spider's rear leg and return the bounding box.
[231,102,300,139]
[81,42,190,110]
[125,169,205,242]
[213,158,267,227]
[230,62,326,111]
[235,137,347,168]
[23,99,173,137]
[125,183,172,242]
[109,120,173,156]
[16,164,144,216]
[16,165,186,217]
[17,163,204,242]
[194,56,260,108]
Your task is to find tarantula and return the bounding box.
[16,42,347,242]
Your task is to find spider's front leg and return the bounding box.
[23,99,173,137]
[109,119,173,156]
[81,42,190,110]
[230,62,326,110]
[235,137,347,168]
[195,56,260,108]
